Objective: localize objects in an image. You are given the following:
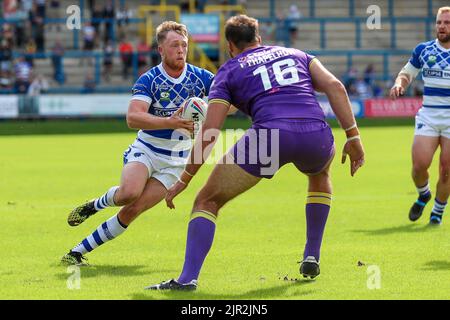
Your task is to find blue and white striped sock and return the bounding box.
[416,182,431,204]
[94,186,119,211]
[431,198,447,217]
[72,214,127,255]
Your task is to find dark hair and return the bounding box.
[224,15,259,50]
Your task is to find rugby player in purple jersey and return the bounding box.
[147,15,365,291]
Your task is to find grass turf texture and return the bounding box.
[0,122,449,299]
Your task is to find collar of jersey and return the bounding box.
[232,45,263,61]
[435,39,450,52]
[157,63,188,84]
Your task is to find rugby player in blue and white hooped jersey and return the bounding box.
[61,21,214,265]
[390,7,450,225]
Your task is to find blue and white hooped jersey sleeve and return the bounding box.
[130,63,215,159]
[409,40,450,109]
[408,42,429,69]
[131,74,153,104]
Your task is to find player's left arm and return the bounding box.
[203,69,238,115]
[309,58,365,176]
[165,101,230,209]
[185,101,230,175]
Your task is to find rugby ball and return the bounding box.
[181,97,208,137]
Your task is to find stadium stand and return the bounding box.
[0,0,448,96]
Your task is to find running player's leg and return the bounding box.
[176,157,261,284]
[62,178,166,265]
[430,136,450,224]
[118,178,167,225]
[409,135,440,221]
[113,162,150,206]
[68,148,150,226]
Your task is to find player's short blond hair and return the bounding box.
[156,21,188,45]
[437,6,450,15]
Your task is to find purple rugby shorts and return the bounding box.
[231,120,335,178]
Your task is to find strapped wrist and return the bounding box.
[345,126,359,138]
[183,170,194,177]
[346,135,360,143]
[180,170,194,185]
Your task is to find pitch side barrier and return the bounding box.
[0,94,422,120]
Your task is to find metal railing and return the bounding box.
[257,16,435,49]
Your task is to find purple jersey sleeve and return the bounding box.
[293,49,317,69]
[208,64,233,105]
[306,53,316,67]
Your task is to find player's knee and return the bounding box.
[116,188,141,205]
[440,160,450,183]
[412,160,430,174]
[193,191,223,214]
[308,170,331,191]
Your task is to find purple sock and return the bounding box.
[303,192,331,261]
[178,213,216,284]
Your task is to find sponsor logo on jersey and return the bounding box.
[426,55,437,67]
[160,91,170,101]
[132,88,145,95]
[183,82,197,97]
[156,83,171,91]
[238,56,247,68]
[174,96,184,105]
[183,82,197,90]
[132,84,147,95]
[151,107,178,117]
[423,68,443,78]
[423,68,450,79]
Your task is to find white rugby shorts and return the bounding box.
[414,107,450,139]
[122,144,185,189]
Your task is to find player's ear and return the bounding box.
[226,41,232,52]
[158,44,163,56]
[227,41,234,58]
[256,35,262,44]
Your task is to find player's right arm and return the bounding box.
[126,100,193,131]
[309,58,365,176]
[127,73,193,131]
[390,62,420,99]
[390,43,422,99]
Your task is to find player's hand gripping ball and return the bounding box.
[181,97,208,138]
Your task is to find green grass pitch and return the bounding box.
[0,123,449,300]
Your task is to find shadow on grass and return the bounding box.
[55,264,177,280]
[130,280,316,300]
[422,260,450,271]
[0,118,414,136]
[0,118,252,136]
[352,223,441,236]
